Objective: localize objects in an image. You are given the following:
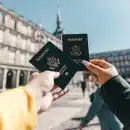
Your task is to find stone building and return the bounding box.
[2,3,130,93]
[85,49,130,93]
[90,49,130,81]
[0,3,63,91]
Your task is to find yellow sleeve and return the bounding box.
[0,87,37,130]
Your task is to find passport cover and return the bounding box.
[62,34,89,71]
[29,41,79,89]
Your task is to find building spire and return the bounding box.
[53,5,63,40]
[57,5,61,26]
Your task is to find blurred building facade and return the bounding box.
[0,3,129,92]
[85,49,130,93]
[0,3,63,91]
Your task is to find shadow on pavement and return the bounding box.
[52,102,85,108]
[64,123,100,130]
[86,123,100,127]
[64,127,79,130]
[69,97,82,100]
[72,117,84,121]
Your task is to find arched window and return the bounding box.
[19,71,25,86]
[6,70,13,89]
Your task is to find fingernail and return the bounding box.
[82,60,91,66]
[57,72,60,75]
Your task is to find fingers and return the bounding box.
[38,92,53,113]
[28,72,40,82]
[91,75,98,83]
[43,92,53,100]
[82,60,103,75]
[31,72,40,77]
[52,90,62,95]
[39,71,60,92]
[51,85,58,91]
[52,88,69,101]
[41,71,60,79]
[52,72,60,79]
[90,59,112,68]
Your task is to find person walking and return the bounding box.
[79,87,121,130]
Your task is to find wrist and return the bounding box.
[25,83,42,99]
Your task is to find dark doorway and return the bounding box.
[0,69,2,89]
[19,71,25,86]
[6,70,13,89]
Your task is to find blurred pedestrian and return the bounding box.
[79,87,121,130]
[81,81,86,97]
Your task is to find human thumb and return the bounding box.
[52,72,60,79]
[82,60,103,75]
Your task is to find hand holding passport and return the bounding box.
[29,34,89,90]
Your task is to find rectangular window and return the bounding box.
[4,29,10,45]
[120,56,123,60]
[16,35,22,48]
[8,50,15,64]
[0,68,2,89]
[4,14,15,29]
[0,12,3,24]
[2,47,8,63]
[31,42,35,52]
[115,62,120,67]
[120,62,124,66]
[121,68,125,73]
[125,61,129,65]
[26,53,32,66]
[124,55,128,60]
[27,39,31,51]
[127,55,130,60]
[0,45,2,62]
[11,34,16,47]
[126,67,129,71]
[108,57,114,62]
[17,20,27,35]
[115,57,119,61]
[20,37,26,50]
[20,53,25,65]
[28,26,33,37]
[15,50,20,65]
[0,30,3,43]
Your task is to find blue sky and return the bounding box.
[2,0,130,53]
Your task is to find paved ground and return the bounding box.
[52,105,101,130]
[52,91,100,130]
[35,87,101,130]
